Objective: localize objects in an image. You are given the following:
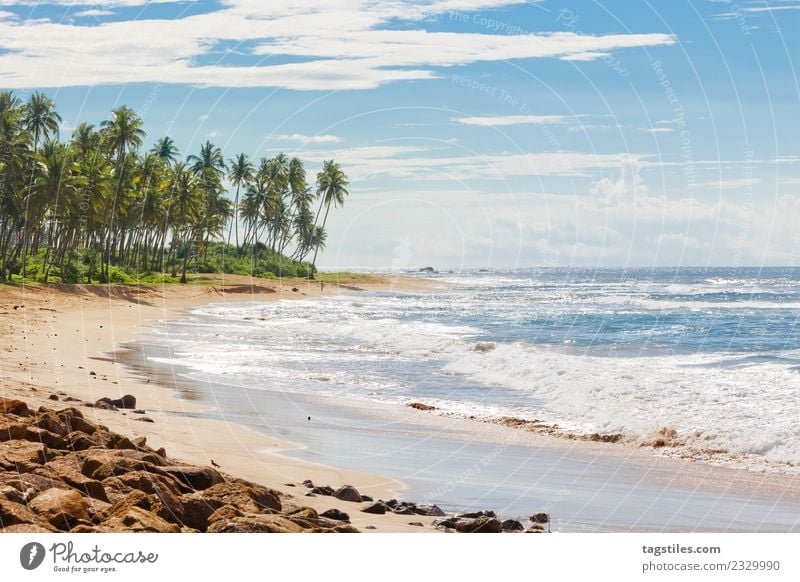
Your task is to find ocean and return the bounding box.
[121,266,800,530]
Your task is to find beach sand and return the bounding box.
[3,273,800,532]
[0,274,443,532]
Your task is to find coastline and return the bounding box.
[0,274,448,533]
[3,274,800,532]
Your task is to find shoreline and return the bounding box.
[3,274,800,532]
[0,274,451,532]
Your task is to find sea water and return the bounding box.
[141,267,800,473]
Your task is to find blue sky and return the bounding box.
[1,0,799,269]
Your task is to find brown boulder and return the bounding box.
[65,432,99,451]
[101,505,180,533]
[207,515,305,533]
[0,440,51,471]
[162,465,223,491]
[196,481,281,513]
[25,426,67,449]
[0,398,30,416]
[0,523,54,533]
[206,505,243,525]
[454,516,503,533]
[362,501,388,515]
[35,411,69,436]
[0,498,40,528]
[37,458,108,501]
[29,487,90,531]
[333,484,362,503]
[0,420,28,442]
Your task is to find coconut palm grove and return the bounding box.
[0,91,349,284]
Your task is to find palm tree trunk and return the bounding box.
[310,202,331,276]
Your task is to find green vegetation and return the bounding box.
[0,91,350,284]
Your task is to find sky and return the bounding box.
[1,0,799,270]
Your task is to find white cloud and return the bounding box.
[73,9,115,18]
[456,114,571,126]
[693,178,759,190]
[304,144,647,180]
[0,0,676,90]
[273,133,343,144]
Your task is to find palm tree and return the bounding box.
[151,137,179,166]
[310,160,349,273]
[226,153,253,250]
[99,106,145,281]
[21,92,61,275]
[188,141,226,176]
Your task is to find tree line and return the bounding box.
[0,91,349,283]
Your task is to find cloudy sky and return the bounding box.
[1,0,799,270]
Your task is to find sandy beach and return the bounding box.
[3,274,800,533]
[0,274,448,532]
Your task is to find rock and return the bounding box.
[0,398,31,416]
[413,503,445,517]
[0,420,28,442]
[302,479,314,488]
[333,485,362,503]
[0,523,54,533]
[320,508,350,522]
[48,394,60,401]
[360,494,373,502]
[59,412,97,435]
[362,501,388,515]
[94,400,118,411]
[25,427,66,450]
[365,525,377,530]
[0,485,30,504]
[304,492,316,497]
[526,524,547,533]
[132,409,146,415]
[456,510,496,519]
[207,515,305,533]
[65,432,99,452]
[207,505,243,525]
[419,267,436,273]
[162,466,224,491]
[407,402,436,411]
[195,481,281,514]
[35,411,68,436]
[501,519,525,531]
[0,498,40,528]
[432,518,457,529]
[310,485,334,496]
[0,440,51,471]
[29,487,90,531]
[529,512,550,524]
[35,459,108,502]
[134,417,155,423]
[393,506,415,515]
[454,516,503,533]
[111,395,137,409]
[472,342,496,353]
[102,505,180,533]
[408,521,424,527]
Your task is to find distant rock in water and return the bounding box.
[407,402,436,412]
[471,342,496,353]
[418,267,436,273]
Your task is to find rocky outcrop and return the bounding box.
[0,397,356,533]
